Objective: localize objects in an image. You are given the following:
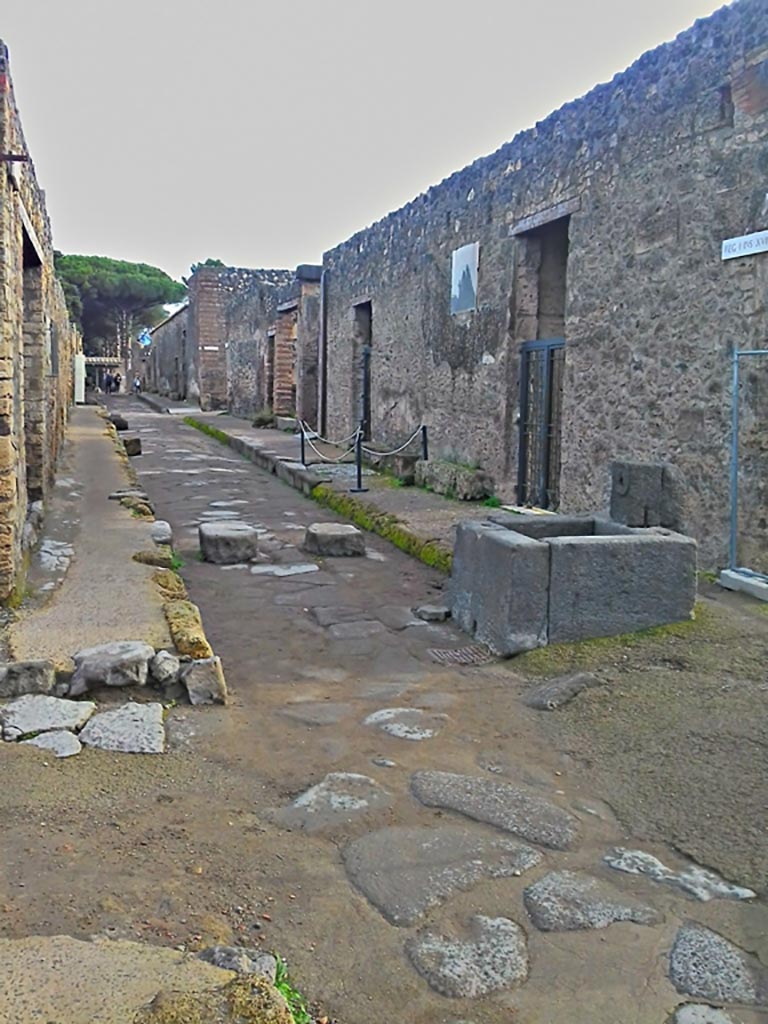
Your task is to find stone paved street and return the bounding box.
[1,398,766,1024]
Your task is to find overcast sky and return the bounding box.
[3,0,724,281]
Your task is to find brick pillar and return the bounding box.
[191,269,228,410]
[273,309,297,416]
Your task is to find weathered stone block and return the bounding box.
[150,520,173,546]
[199,522,259,564]
[415,459,494,500]
[109,414,128,431]
[449,521,549,655]
[0,659,55,698]
[79,702,165,754]
[69,640,155,696]
[547,531,697,643]
[610,461,685,531]
[149,650,180,686]
[123,436,142,457]
[1,694,96,740]
[304,522,366,557]
[181,656,228,705]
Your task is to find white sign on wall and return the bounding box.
[721,229,768,261]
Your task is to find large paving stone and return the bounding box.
[304,522,366,556]
[1,694,96,740]
[604,848,756,901]
[342,825,542,926]
[669,922,768,1005]
[200,522,259,564]
[523,672,600,710]
[328,620,387,640]
[673,1007,736,1024]
[269,772,391,832]
[523,870,661,931]
[69,640,155,696]
[0,660,55,698]
[411,771,578,849]
[406,915,529,997]
[365,707,447,741]
[79,702,165,754]
[22,729,82,758]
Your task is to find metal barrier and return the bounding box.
[298,420,429,494]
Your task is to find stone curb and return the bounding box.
[135,392,171,414]
[183,416,453,573]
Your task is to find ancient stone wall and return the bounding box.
[147,306,189,399]
[322,0,768,568]
[0,42,80,598]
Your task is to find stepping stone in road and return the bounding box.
[523,870,661,931]
[79,702,165,754]
[669,922,768,1005]
[1,694,96,740]
[21,730,82,758]
[268,772,391,832]
[250,563,319,577]
[406,915,529,997]
[343,825,541,926]
[304,523,366,557]
[673,1007,737,1024]
[199,522,259,565]
[604,848,756,901]
[364,707,447,741]
[411,770,579,849]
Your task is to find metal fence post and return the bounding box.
[299,424,306,467]
[421,424,429,461]
[350,426,368,493]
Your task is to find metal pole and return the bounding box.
[421,424,429,461]
[299,424,306,467]
[350,427,368,493]
[728,348,739,571]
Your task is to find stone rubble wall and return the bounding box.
[146,305,189,399]
[0,42,80,600]
[321,0,768,569]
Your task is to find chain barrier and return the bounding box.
[360,424,424,458]
[299,420,360,448]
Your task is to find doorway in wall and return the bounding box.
[514,216,569,509]
[353,301,372,439]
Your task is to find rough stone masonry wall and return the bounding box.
[0,41,79,598]
[322,0,768,569]
[147,306,189,399]
[223,269,295,419]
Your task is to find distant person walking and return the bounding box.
[133,375,142,395]
[114,372,122,393]
[104,371,113,394]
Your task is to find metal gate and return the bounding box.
[516,338,565,509]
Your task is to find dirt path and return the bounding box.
[1,398,766,1024]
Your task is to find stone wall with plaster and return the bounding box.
[0,42,80,599]
[147,306,189,399]
[322,0,768,568]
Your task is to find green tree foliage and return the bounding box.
[184,258,225,285]
[54,253,186,355]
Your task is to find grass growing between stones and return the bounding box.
[183,417,231,447]
[310,483,452,574]
[516,601,718,677]
[274,958,311,1024]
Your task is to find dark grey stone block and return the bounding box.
[449,521,548,656]
[548,532,697,643]
[488,512,596,539]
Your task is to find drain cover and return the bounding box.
[428,644,494,666]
